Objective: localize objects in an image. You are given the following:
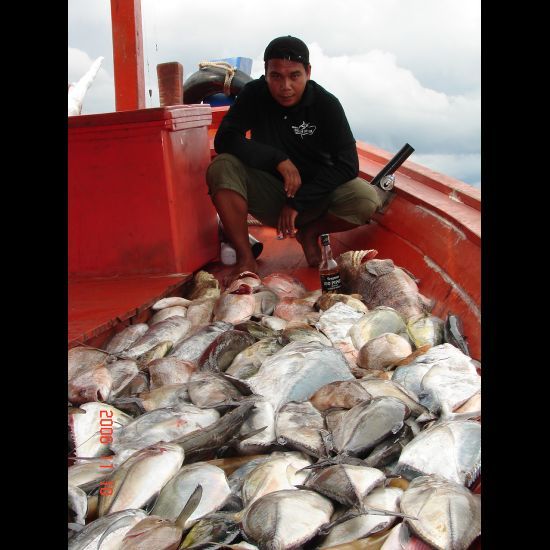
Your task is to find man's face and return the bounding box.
[265,59,311,107]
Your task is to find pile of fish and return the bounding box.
[68,250,481,550]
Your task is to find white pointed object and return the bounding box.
[68,56,104,116]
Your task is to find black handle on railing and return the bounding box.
[370,143,415,188]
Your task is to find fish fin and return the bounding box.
[175,484,203,529]
[219,373,254,395]
[219,424,267,454]
[362,505,418,521]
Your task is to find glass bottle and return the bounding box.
[319,233,342,293]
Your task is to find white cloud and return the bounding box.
[68,0,480,185]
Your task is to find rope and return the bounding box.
[199,61,236,96]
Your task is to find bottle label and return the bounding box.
[320,272,342,293]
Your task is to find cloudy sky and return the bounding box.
[68,0,480,187]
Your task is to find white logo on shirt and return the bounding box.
[292,121,316,138]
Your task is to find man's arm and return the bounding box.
[214,82,288,171]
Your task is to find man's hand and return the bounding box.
[277,205,298,239]
[277,159,302,198]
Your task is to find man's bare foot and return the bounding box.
[296,229,321,267]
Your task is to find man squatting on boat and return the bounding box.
[206,35,385,274]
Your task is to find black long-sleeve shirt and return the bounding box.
[214,76,359,212]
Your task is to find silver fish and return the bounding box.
[68,459,113,492]
[357,333,412,371]
[98,442,184,516]
[152,296,192,310]
[349,307,409,352]
[261,273,307,299]
[68,346,110,380]
[259,315,288,331]
[247,340,354,411]
[111,405,220,464]
[356,378,427,418]
[151,462,232,529]
[106,359,139,400]
[169,322,233,364]
[104,324,149,355]
[226,337,283,380]
[281,322,332,346]
[237,399,277,454]
[213,286,256,325]
[316,302,365,346]
[319,486,404,548]
[68,484,88,525]
[444,313,470,356]
[241,455,312,508]
[253,288,280,316]
[67,509,148,550]
[310,380,372,412]
[150,305,188,326]
[186,297,218,328]
[394,420,481,486]
[333,396,410,457]
[400,475,481,550]
[407,314,444,349]
[198,330,257,372]
[149,358,196,389]
[69,402,132,459]
[187,371,243,409]
[316,293,368,313]
[119,515,183,550]
[123,317,192,360]
[68,363,113,405]
[363,422,415,469]
[242,489,333,549]
[304,464,386,508]
[138,384,191,412]
[276,401,326,458]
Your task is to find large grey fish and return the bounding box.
[273,296,317,322]
[67,509,148,550]
[356,378,427,418]
[237,399,277,454]
[98,442,184,516]
[186,297,218,328]
[394,420,481,486]
[151,462,232,530]
[226,337,284,380]
[69,402,132,459]
[333,396,410,457]
[242,489,333,549]
[400,475,481,550]
[338,253,434,321]
[391,361,433,399]
[118,515,183,550]
[169,322,233,364]
[247,340,354,412]
[148,358,196,389]
[198,330,257,372]
[240,455,311,508]
[319,486,404,548]
[234,320,278,340]
[349,307,409,351]
[173,400,257,463]
[303,464,385,508]
[316,302,365,347]
[110,405,220,464]
[259,315,288,331]
[415,344,480,416]
[137,341,173,370]
[357,333,412,371]
[407,314,445,349]
[123,317,192,360]
[104,324,149,355]
[310,380,372,412]
[187,371,243,409]
[275,401,326,458]
[213,285,256,325]
[261,273,307,299]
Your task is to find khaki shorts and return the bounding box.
[206,153,381,228]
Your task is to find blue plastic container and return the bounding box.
[204,57,253,106]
